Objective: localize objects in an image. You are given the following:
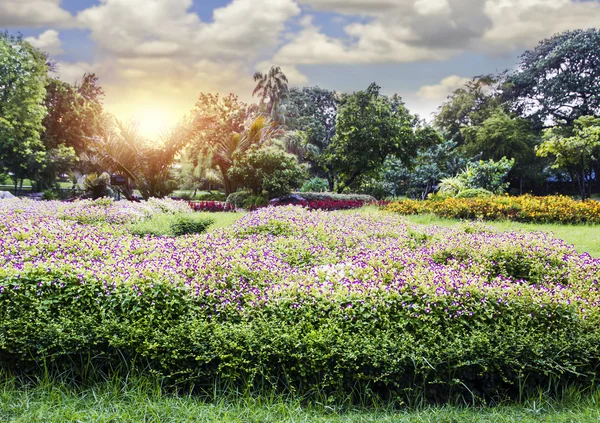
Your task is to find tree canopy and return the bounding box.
[0,32,48,192]
[506,29,600,127]
[325,83,416,192]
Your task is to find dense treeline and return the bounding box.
[1,29,599,201]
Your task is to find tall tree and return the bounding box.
[0,32,48,194]
[537,116,600,200]
[434,75,504,146]
[288,86,338,189]
[252,66,292,124]
[36,74,105,190]
[506,29,600,127]
[42,73,105,154]
[325,83,416,192]
[461,108,540,193]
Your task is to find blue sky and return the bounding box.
[1,0,599,137]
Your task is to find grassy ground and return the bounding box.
[1,378,599,423]
[402,213,600,257]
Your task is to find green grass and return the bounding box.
[1,377,599,423]
[128,211,245,236]
[402,213,600,257]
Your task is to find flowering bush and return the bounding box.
[188,201,235,212]
[386,195,600,224]
[1,203,599,402]
[0,197,193,225]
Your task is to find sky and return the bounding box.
[1,0,599,138]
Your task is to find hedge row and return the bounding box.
[386,195,600,224]
[1,206,599,403]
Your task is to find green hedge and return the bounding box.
[1,269,598,403]
[295,192,376,202]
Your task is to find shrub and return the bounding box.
[226,191,252,207]
[300,177,329,193]
[170,215,214,236]
[188,201,235,212]
[229,145,307,199]
[295,192,376,202]
[454,188,493,199]
[195,192,227,201]
[386,195,600,224]
[129,213,213,236]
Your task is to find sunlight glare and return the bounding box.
[130,106,181,140]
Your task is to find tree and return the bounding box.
[461,108,540,193]
[506,29,600,127]
[252,66,292,125]
[0,32,48,194]
[325,83,416,192]
[229,144,306,199]
[36,74,105,190]
[189,93,248,194]
[288,86,338,189]
[434,75,504,146]
[382,140,466,200]
[42,74,105,154]
[91,117,196,200]
[537,116,600,200]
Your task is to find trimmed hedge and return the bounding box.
[387,195,600,224]
[295,192,376,202]
[1,206,600,404]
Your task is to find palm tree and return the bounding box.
[252,66,293,124]
[89,116,197,199]
[212,115,284,194]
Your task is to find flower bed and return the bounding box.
[1,203,599,402]
[188,200,235,212]
[386,195,600,224]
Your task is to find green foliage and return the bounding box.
[0,32,48,191]
[537,116,600,199]
[42,75,105,156]
[288,87,339,188]
[454,188,493,199]
[129,213,213,237]
[435,75,503,146]
[252,66,292,125]
[461,157,515,194]
[90,118,195,200]
[507,29,600,126]
[226,191,252,207]
[301,177,329,193]
[83,172,111,199]
[384,139,466,200]
[170,214,214,236]
[229,144,306,199]
[295,192,376,202]
[438,176,469,197]
[326,83,416,192]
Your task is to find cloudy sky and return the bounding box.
[2,0,599,137]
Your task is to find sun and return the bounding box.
[131,106,182,140]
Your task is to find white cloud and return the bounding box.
[269,15,454,66]
[416,75,471,101]
[76,0,300,60]
[25,30,64,55]
[0,0,73,27]
[275,0,600,68]
[482,0,600,52]
[52,61,98,84]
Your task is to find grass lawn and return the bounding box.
[1,378,599,423]
[401,213,600,257]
